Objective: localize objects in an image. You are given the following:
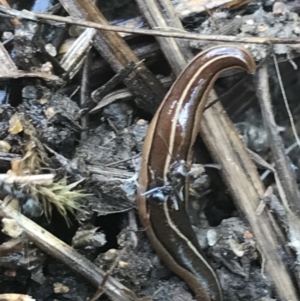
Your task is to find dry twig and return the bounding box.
[0,174,54,185]
[0,201,138,301]
[1,6,300,45]
[256,63,300,280]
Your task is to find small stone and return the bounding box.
[245,19,254,25]
[118,261,129,268]
[2,218,23,238]
[45,43,57,57]
[136,119,146,126]
[207,228,218,246]
[53,282,70,294]
[273,2,288,17]
[0,140,11,152]
[104,249,118,261]
[228,238,244,257]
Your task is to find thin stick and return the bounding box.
[0,174,54,185]
[0,201,138,301]
[273,53,300,150]
[89,248,127,301]
[256,63,300,218]
[80,50,91,141]
[1,6,300,45]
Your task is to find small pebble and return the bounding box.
[104,248,118,261]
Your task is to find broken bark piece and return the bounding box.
[91,62,137,104]
[82,62,137,118]
[0,70,63,83]
[89,41,161,87]
[90,89,133,114]
[90,75,173,114]
[60,27,97,79]
[59,0,166,113]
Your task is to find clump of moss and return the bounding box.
[8,112,88,224]
[29,178,87,225]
